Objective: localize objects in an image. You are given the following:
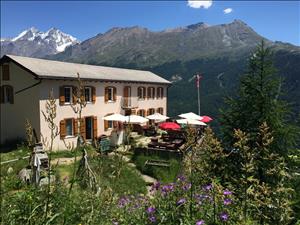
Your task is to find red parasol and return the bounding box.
[200,116,213,123]
[159,122,181,130]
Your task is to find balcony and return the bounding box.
[121,96,138,109]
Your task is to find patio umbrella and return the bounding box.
[159,122,181,130]
[102,113,126,122]
[146,113,169,121]
[176,118,207,126]
[200,116,213,123]
[179,112,203,121]
[124,115,149,124]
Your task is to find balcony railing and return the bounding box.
[121,97,138,109]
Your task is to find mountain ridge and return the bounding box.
[1,27,79,57]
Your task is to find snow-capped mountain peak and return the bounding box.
[1,27,80,56]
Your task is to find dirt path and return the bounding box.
[51,157,75,166]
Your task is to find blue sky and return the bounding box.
[1,1,299,45]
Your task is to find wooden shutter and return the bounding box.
[0,86,3,103]
[147,87,151,99]
[72,86,77,104]
[2,65,10,80]
[113,87,117,102]
[60,120,66,139]
[80,118,86,140]
[74,119,78,136]
[9,86,14,104]
[104,120,109,131]
[92,86,96,103]
[93,116,98,139]
[59,86,65,105]
[131,109,136,115]
[161,88,164,98]
[104,87,108,102]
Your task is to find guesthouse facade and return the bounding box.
[0,55,170,150]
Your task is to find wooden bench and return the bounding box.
[144,159,171,168]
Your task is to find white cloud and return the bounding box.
[187,0,213,9]
[223,8,233,14]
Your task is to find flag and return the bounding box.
[196,74,202,88]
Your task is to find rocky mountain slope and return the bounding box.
[1,20,299,120]
[1,27,79,57]
[51,20,300,119]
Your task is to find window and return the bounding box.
[64,87,72,104]
[84,87,92,102]
[138,87,146,100]
[147,87,155,99]
[157,107,164,115]
[60,118,76,139]
[104,113,116,131]
[1,85,14,104]
[2,64,10,80]
[157,87,164,99]
[148,108,155,116]
[138,109,146,117]
[65,119,74,136]
[105,86,116,102]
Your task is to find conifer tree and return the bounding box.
[220,40,298,159]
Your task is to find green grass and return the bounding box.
[132,154,182,183]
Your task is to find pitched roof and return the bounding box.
[1,55,171,84]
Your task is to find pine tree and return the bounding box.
[220,40,299,158]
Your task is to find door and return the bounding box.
[123,86,131,107]
[85,117,93,140]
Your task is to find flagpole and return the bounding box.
[198,75,201,116]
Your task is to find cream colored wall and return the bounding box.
[0,62,40,144]
[39,80,168,150]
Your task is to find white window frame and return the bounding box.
[64,86,73,104]
[65,118,74,137]
[149,87,155,99]
[157,87,163,99]
[3,86,12,103]
[108,120,114,129]
[85,87,92,103]
[138,87,145,100]
[107,87,115,102]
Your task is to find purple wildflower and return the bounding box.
[223,190,232,195]
[149,215,156,223]
[147,206,156,214]
[224,198,232,205]
[203,184,212,191]
[177,175,186,182]
[118,197,129,208]
[151,181,161,191]
[177,198,186,205]
[219,212,229,221]
[196,220,205,225]
[182,182,191,191]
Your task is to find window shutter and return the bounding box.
[0,86,4,103]
[2,65,10,80]
[104,120,109,131]
[9,86,14,104]
[93,116,98,139]
[74,119,78,136]
[72,86,77,104]
[104,87,108,102]
[60,120,66,139]
[80,118,86,140]
[113,87,117,102]
[131,109,136,115]
[161,88,164,98]
[92,86,96,103]
[59,86,65,105]
[113,121,118,129]
[147,87,151,99]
